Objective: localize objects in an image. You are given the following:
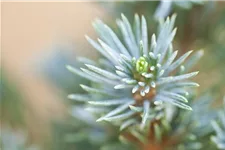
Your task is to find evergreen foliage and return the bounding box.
[67,13,200,129]
[65,13,222,149]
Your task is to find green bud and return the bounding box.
[136,57,148,73]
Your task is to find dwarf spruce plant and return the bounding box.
[66,14,219,149]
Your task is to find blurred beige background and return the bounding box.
[1,2,107,145]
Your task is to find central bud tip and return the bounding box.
[136,57,148,73]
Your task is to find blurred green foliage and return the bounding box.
[1,71,25,127]
[0,71,39,150]
[51,109,137,150]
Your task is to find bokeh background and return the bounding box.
[1,2,105,148]
[1,1,225,150]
